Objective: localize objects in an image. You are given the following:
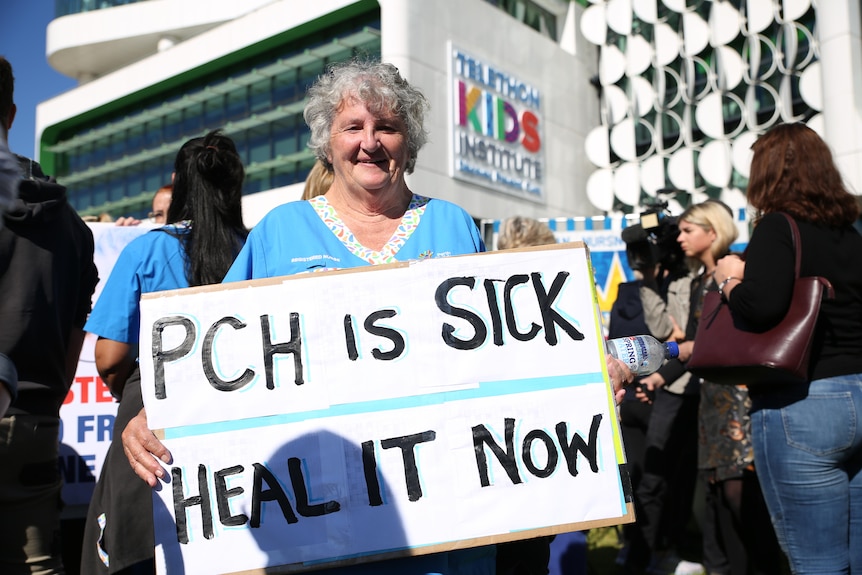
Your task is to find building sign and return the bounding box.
[450,45,545,201]
[141,245,632,574]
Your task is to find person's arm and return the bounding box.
[65,327,87,388]
[714,256,744,301]
[0,352,17,416]
[0,133,19,216]
[114,216,142,227]
[640,284,675,340]
[0,385,10,418]
[639,354,688,396]
[721,213,796,326]
[123,408,172,487]
[606,353,634,404]
[118,369,170,487]
[665,273,692,338]
[94,337,137,397]
[84,234,143,393]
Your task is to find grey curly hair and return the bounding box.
[303,60,430,174]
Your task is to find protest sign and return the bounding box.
[60,223,152,507]
[139,243,634,574]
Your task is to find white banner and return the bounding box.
[60,223,152,506]
[139,244,633,574]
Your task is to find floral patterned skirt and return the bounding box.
[698,380,754,482]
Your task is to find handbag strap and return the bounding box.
[779,212,802,280]
[779,212,835,299]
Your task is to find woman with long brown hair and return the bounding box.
[715,123,862,574]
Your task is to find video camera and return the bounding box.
[621,200,685,273]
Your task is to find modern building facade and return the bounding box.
[39,0,599,226]
[37,0,862,228]
[578,0,862,221]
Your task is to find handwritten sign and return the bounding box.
[139,243,633,574]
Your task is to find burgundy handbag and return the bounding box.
[687,213,834,385]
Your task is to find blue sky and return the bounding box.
[1,1,77,159]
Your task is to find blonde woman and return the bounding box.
[300,159,334,200]
[496,215,555,250]
[646,200,780,575]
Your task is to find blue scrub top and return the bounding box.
[223,196,495,575]
[84,226,189,344]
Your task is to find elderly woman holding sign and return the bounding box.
[122,59,633,574]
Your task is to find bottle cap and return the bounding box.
[665,341,680,359]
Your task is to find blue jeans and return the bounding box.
[750,375,862,575]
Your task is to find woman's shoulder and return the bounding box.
[118,226,180,258]
[421,196,475,221]
[110,228,187,282]
[251,200,315,231]
[751,212,795,240]
[266,199,315,217]
[757,211,792,226]
[754,211,849,246]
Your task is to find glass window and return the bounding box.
[250,79,272,114]
[183,102,204,138]
[108,174,125,203]
[67,183,86,211]
[144,160,163,193]
[109,134,125,162]
[204,96,225,127]
[272,165,298,189]
[70,148,84,173]
[298,63,324,96]
[164,110,183,142]
[274,69,298,104]
[128,124,144,153]
[299,130,311,152]
[245,172,267,195]
[273,117,299,157]
[489,0,558,41]
[47,10,382,215]
[124,165,144,197]
[226,88,247,123]
[248,126,271,166]
[92,142,108,166]
[91,178,108,208]
[57,0,149,17]
[144,119,162,148]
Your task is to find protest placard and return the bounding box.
[60,223,152,507]
[139,243,634,574]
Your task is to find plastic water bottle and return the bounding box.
[606,335,679,376]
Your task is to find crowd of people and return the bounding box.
[606,121,862,575]
[1,51,861,575]
[612,200,782,575]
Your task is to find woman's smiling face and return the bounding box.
[328,97,408,193]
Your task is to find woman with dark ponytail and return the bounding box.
[167,132,247,286]
[80,130,247,574]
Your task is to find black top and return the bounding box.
[608,281,652,340]
[0,157,98,415]
[728,211,862,381]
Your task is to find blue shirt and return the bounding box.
[224,195,485,281]
[224,196,494,575]
[84,226,189,344]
